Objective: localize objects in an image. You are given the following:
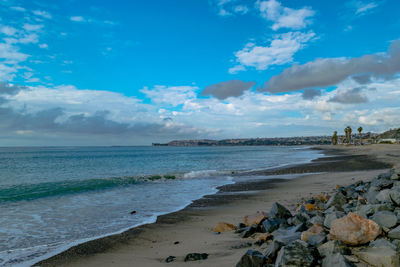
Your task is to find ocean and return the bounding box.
[0,146,323,266]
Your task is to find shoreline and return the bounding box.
[34,145,397,266]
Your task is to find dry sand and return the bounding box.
[36,144,400,267]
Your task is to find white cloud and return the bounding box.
[351,1,379,15]
[23,24,44,32]
[33,10,52,19]
[231,31,316,72]
[0,43,29,63]
[0,26,18,36]
[233,5,249,14]
[10,6,26,12]
[257,0,315,30]
[39,43,48,49]
[141,85,197,107]
[70,16,86,22]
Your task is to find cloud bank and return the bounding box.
[201,80,255,100]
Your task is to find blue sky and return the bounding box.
[0,0,399,145]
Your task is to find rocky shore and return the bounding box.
[231,165,400,266]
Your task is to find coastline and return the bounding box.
[34,144,398,267]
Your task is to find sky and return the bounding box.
[0,0,399,146]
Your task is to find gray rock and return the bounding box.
[322,253,355,267]
[261,219,282,233]
[264,241,283,264]
[388,225,400,239]
[165,256,176,263]
[325,192,347,210]
[184,253,208,262]
[268,202,292,220]
[376,189,392,203]
[369,238,397,250]
[389,187,400,206]
[236,250,265,267]
[371,178,393,190]
[272,224,305,245]
[371,211,397,228]
[356,204,374,218]
[306,234,326,247]
[391,173,399,180]
[324,211,345,229]
[309,215,324,225]
[287,214,308,226]
[275,240,318,267]
[241,225,257,238]
[353,247,399,267]
[231,242,253,249]
[317,240,351,258]
[365,186,380,204]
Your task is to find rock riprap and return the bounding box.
[232,166,400,266]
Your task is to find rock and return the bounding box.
[317,240,351,258]
[268,202,292,220]
[389,187,400,206]
[236,250,265,267]
[241,225,257,238]
[329,212,381,245]
[324,211,345,229]
[184,253,208,262]
[287,214,308,226]
[370,211,397,228]
[264,240,283,264]
[261,219,281,233]
[275,240,318,267]
[301,224,324,242]
[371,178,394,190]
[315,193,330,203]
[130,210,136,214]
[306,234,326,247]
[369,238,397,250]
[353,247,400,267]
[255,233,273,244]
[213,222,237,232]
[231,242,253,249]
[309,215,324,225]
[376,189,392,203]
[391,173,399,180]
[322,253,355,267]
[244,211,267,226]
[325,192,347,210]
[365,186,380,204]
[388,225,400,239]
[165,256,176,263]
[272,224,306,245]
[356,204,374,218]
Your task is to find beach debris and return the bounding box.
[184,253,208,262]
[243,211,267,226]
[235,168,400,267]
[213,222,237,232]
[353,247,400,267]
[130,210,136,214]
[236,250,265,267]
[174,241,179,245]
[165,256,176,263]
[329,213,381,245]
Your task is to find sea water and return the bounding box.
[0,146,323,266]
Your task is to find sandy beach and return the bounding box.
[35,144,400,267]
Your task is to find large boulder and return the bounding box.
[369,238,397,250]
[353,247,400,267]
[261,219,282,233]
[268,202,292,220]
[236,250,265,267]
[213,222,237,232]
[317,240,351,258]
[275,240,318,267]
[329,212,381,245]
[240,225,257,238]
[244,211,267,226]
[376,189,392,203]
[370,211,397,229]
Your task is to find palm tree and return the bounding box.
[332,131,338,145]
[345,126,352,144]
[358,126,363,145]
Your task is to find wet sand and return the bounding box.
[35,144,399,267]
